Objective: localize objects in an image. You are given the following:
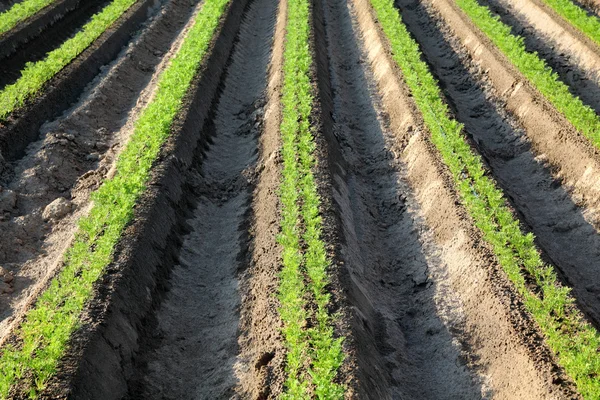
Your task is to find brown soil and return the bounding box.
[412,0,600,328]
[0,0,109,91]
[309,0,580,397]
[482,0,600,114]
[234,0,288,397]
[3,0,600,396]
[21,0,289,397]
[0,0,201,346]
[124,0,283,397]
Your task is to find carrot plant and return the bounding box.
[0,0,137,121]
[278,0,344,397]
[0,0,230,396]
[369,0,600,396]
[0,0,56,37]
[540,0,600,47]
[456,0,600,155]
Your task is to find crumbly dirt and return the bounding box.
[482,0,600,114]
[319,0,484,397]
[417,0,600,328]
[317,0,580,397]
[0,0,202,344]
[124,0,283,397]
[0,0,110,90]
[234,0,287,397]
[3,0,600,397]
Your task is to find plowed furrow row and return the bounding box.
[0,0,109,91]
[4,0,600,397]
[125,0,279,397]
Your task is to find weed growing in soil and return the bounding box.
[0,0,137,121]
[456,0,600,160]
[278,0,345,397]
[540,0,600,47]
[0,0,56,36]
[369,0,600,396]
[0,0,230,396]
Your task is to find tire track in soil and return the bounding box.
[319,0,486,398]
[0,0,201,341]
[396,0,600,327]
[125,0,277,397]
[0,0,109,91]
[481,0,600,115]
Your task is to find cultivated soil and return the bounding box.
[0,0,204,344]
[411,0,600,330]
[2,0,600,397]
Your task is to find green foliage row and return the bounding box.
[0,0,56,37]
[0,0,230,396]
[278,0,344,397]
[456,0,600,155]
[540,0,600,47]
[369,0,600,396]
[0,0,137,121]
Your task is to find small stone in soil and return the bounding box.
[43,197,73,221]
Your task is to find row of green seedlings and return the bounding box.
[539,0,600,48]
[0,0,230,396]
[0,0,137,121]
[0,0,57,37]
[277,0,345,397]
[455,0,600,151]
[369,0,600,397]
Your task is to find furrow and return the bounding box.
[124,0,280,397]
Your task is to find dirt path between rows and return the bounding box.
[0,0,201,343]
[0,0,109,91]
[125,0,281,397]
[410,0,600,328]
[318,0,580,397]
[482,0,600,114]
[319,0,484,397]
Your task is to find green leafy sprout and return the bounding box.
[277,0,345,397]
[0,0,230,396]
[369,0,600,397]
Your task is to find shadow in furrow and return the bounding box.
[320,0,486,398]
[125,0,277,397]
[396,0,600,327]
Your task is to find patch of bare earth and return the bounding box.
[124,0,286,397]
[310,0,581,397]
[0,0,205,344]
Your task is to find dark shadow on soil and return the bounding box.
[125,0,277,397]
[0,0,197,338]
[319,0,488,398]
[396,0,600,328]
[0,0,26,13]
[0,0,109,91]
[480,0,600,115]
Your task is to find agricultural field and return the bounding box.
[2,0,600,397]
